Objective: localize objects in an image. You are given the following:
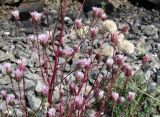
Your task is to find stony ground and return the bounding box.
[0,0,160,116]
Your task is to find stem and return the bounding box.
[47,0,67,116]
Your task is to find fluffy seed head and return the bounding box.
[102,20,117,33]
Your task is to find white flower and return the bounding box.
[119,40,135,53]
[100,43,114,57]
[102,20,117,33]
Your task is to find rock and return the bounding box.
[35,80,44,93]
[142,25,158,36]
[26,91,41,111]
[147,82,157,92]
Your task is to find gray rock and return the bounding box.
[26,91,41,111]
[142,25,158,36]
[147,82,157,92]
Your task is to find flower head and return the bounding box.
[48,108,56,117]
[106,57,114,69]
[142,54,151,64]
[39,33,50,48]
[103,20,117,33]
[119,40,134,53]
[17,58,26,71]
[112,92,119,102]
[121,64,134,78]
[75,19,83,30]
[41,85,49,96]
[15,69,24,81]
[90,27,98,39]
[61,46,74,56]
[75,71,84,81]
[1,90,7,99]
[11,10,20,20]
[128,92,136,102]
[30,11,42,22]
[75,95,84,106]
[6,94,15,105]
[111,32,124,46]
[3,63,12,74]
[100,44,114,57]
[92,7,104,18]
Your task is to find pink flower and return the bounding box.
[92,7,103,17]
[116,54,126,67]
[61,46,74,56]
[11,10,20,20]
[30,11,42,22]
[112,92,119,102]
[75,71,84,81]
[128,92,136,102]
[75,95,84,106]
[39,33,49,48]
[15,69,24,81]
[48,107,56,117]
[142,54,151,64]
[98,90,104,99]
[117,96,125,103]
[6,94,15,105]
[111,32,121,46]
[106,57,114,68]
[101,13,107,20]
[1,90,7,99]
[41,85,49,96]
[77,58,91,67]
[3,63,12,74]
[90,27,98,39]
[121,64,134,78]
[75,19,83,30]
[121,25,130,34]
[17,58,26,71]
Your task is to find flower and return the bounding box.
[92,7,104,18]
[112,92,119,101]
[77,58,91,69]
[1,90,7,99]
[115,54,126,67]
[121,64,134,78]
[61,46,74,56]
[75,71,84,81]
[142,54,151,64]
[90,27,98,39]
[98,90,104,99]
[17,58,26,71]
[15,69,24,81]
[106,57,114,68]
[11,10,20,20]
[48,108,56,117]
[102,20,117,33]
[39,33,50,48]
[100,43,114,57]
[6,94,15,105]
[75,95,84,106]
[3,63,12,74]
[101,13,107,20]
[118,96,125,103]
[76,26,89,38]
[30,11,42,22]
[41,85,49,96]
[128,92,136,102]
[119,40,135,53]
[75,19,83,30]
[111,32,124,46]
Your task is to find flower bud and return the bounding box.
[75,19,83,30]
[112,92,119,102]
[92,7,103,18]
[1,90,7,99]
[48,107,56,117]
[6,94,15,105]
[90,27,98,39]
[101,13,107,20]
[3,63,12,75]
[128,92,136,102]
[30,11,42,23]
[15,69,24,82]
[142,54,151,64]
[39,33,49,48]
[41,85,49,96]
[11,10,20,21]
[75,95,84,107]
[17,59,26,71]
[61,46,74,57]
[111,32,121,46]
[121,25,130,34]
[117,96,125,103]
[116,55,126,67]
[106,57,114,69]
[75,71,84,81]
